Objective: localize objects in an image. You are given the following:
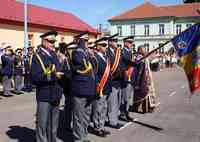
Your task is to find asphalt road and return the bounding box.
[0,67,200,142]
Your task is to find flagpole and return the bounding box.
[24,0,28,53]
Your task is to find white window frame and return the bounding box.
[144,25,150,36]
[159,24,165,35]
[117,26,122,36]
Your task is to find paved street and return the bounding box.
[0,67,200,142]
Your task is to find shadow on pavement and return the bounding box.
[134,121,163,131]
[5,110,74,142]
[6,125,36,142]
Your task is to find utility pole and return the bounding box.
[24,0,28,52]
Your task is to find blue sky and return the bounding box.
[28,0,183,28]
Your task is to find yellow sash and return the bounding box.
[76,59,92,74]
[29,54,55,80]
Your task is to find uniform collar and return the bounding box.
[97,52,106,62]
[124,46,131,52]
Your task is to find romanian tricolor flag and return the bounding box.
[172,23,200,94]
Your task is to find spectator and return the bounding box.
[1,44,14,97]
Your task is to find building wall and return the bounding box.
[109,17,200,53]
[0,23,96,50]
[0,24,24,49]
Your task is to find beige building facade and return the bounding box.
[0,0,98,50]
[0,23,96,49]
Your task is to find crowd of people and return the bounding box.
[0,43,34,97]
[0,31,160,142]
[150,51,179,72]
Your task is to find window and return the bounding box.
[159,24,165,35]
[144,25,149,36]
[130,25,135,36]
[117,26,122,36]
[186,23,192,29]
[176,24,182,35]
[144,43,150,52]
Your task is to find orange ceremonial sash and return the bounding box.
[125,67,134,82]
[111,48,121,75]
[97,59,111,97]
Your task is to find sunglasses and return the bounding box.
[47,40,56,44]
[99,43,107,47]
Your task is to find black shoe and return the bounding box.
[107,123,124,129]
[87,125,94,133]
[24,88,33,92]
[125,115,134,122]
[96,130,107,137]
[89,128,107,137]
[12,90,22,95]
[104,121,110,126]
[119,113,125,117]
[3,95,13,97]
[126,114,138,122]
[27,89,33,92]
[102,129,111,135]
[16,91,23,95]
[21,88,27,91]
[119,115,128,122]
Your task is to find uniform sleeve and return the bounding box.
[1,55,7,74]
[1,55,6,65]
[30,55,56,86]
[63,59,71,78]
[72,50,85,71]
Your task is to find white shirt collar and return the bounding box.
[109,47,114,54]
[97,52,106,62]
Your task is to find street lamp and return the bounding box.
[24,0,28,52]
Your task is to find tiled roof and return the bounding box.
[109,2,200,21]
[0,0,98,34]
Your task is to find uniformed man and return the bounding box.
[120,36,136,122]
[88,41,98,56]
[30,31,64,142]
[0,42,6,65]
[1,44,13,97]
[23,46,34,92]
[91,37,112,137]
[57,42,73,132]
[13,48,24,94]
[71,31,96,142]
[106,34,124,129]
